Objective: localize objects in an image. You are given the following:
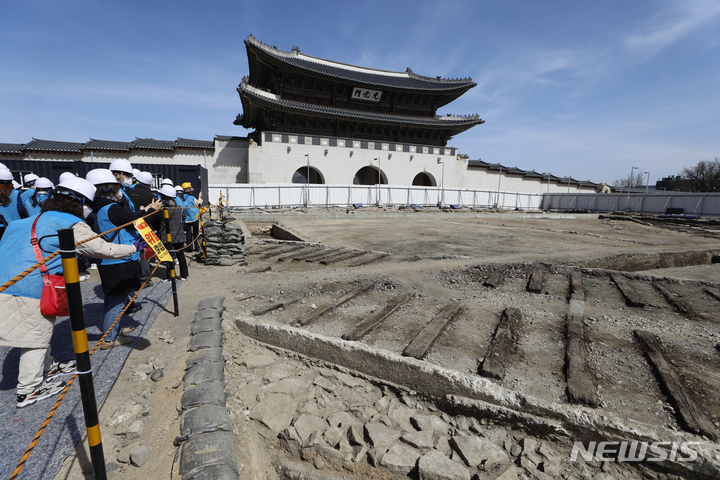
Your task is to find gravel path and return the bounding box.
[0,279,174,480]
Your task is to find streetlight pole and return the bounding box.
[645,172,650,195]
[542,173,551,210]
[495,166,503,208]
[305,154,310,207]
[438,158,445,208]
[627,166,637,209]
[375,158,382,207]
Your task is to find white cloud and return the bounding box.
[623,0,720,56]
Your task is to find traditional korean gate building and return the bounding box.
[2,35,599,199]
[234,35,484,188]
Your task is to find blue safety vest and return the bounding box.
[0,211,79,299]
[95,203,140,265]
[120,188,136,213]
[0,190,28,226]
[20,189,35,204]
[24,191,50,216]
[183,195,199,222]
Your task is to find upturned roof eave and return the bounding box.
[238,83,484,130]
[245,35,476,94]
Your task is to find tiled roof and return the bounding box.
[25,138,85,153]
[2,137,215,155]
[176,137,215,149]
[86,139,131,152]
[467,159,489,168]
[0,143,24,154]
[132,138,176,150]
[214,135,249,142]
[238,81,483,129]
[246,35,476,93]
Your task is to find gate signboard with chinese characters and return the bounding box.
[352,87,382,102]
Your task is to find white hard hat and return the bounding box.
[86,168,119,185]
[57,177,96,203]
[0,169,14,181]
[109,159,134,175]
[174,185,183,191]
[136,171,153,185]
[34,177,55,190]
[59,172,76,183]
[161,178,174,186]
[159,185,177,198]
[12,180,21,189]
[24,173,39,183]
[132,168,141,178]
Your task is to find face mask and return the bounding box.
[122,178,133,187]
[83,205,93,219]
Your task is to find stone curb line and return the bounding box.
[175,296,239,480]
[235,316,720,479]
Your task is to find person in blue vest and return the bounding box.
[0,168,29,240]
[86,168,153,350]
[23,177,54,216]
[0,176,146,407]
[109,159,137,213]
[20,173,39,204]
[156,185,188,281]
[177,182,203,252]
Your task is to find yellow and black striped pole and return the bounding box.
[58,228,107,480]
[163,207,179,316]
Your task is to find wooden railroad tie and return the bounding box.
[349,253,389,267]
[611,273,646,308]
[292,282,375,327]
[247,244,285,256]
[258,244,303,260]
[480,307,521,380]
[342,292,414,341]
[310,249,353,264]
[565,272,598,407]
[634,330,718,441]
[527,270,545,294]
[320,250,368,265]
[403,302,464,360]
[298,247,343,262]
[653,282,703,320]
[704,286,720,302]
[277,246,324,262]
[251,296,301,316]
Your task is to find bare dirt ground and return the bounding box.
[55,210,720,480]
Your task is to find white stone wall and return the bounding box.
[246,133,458,186]
[208,137,248,184]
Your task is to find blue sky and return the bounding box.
[1,0,719,185]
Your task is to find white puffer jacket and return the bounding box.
[0,221,136,348]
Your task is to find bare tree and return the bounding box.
[680,158,720,192]
[613,170,645,190]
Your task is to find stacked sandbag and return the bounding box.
[202,217,246,266]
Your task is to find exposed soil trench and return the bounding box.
[55,211,720,480]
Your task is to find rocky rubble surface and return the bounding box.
[223,326,663,480]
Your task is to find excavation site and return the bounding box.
[208,210,720,480]
[56,210,720,480]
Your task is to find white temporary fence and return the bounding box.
[544,192,720,216]
[209,183,544,210]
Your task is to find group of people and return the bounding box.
[0,161,203,408]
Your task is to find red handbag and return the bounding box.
[30,214,69,317]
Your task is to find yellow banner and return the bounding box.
[134,219,172,262]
